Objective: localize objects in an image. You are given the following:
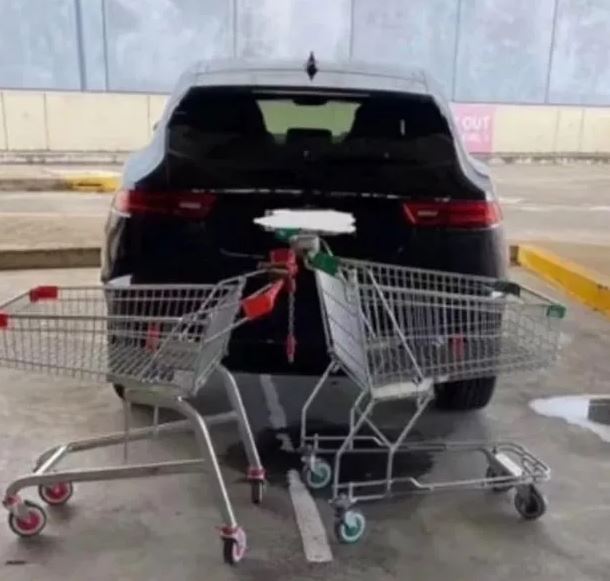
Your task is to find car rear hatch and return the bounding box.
[144,86,497,262]
[124,86,501,369]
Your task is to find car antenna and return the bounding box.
[305,52,318,80]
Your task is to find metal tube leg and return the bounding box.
[349,392,366,434]
[386,391,435,488]
[122,399,131,462]
[6,460,205,502]
[33,420,193,472]
[348,392,369,452]
[217,365,263,479]
[34,445,69,475]
[173,395,238,528]
[333,399,376,502]
[126,388,239,528]
[300,362,335,449]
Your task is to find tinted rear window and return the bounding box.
[259,100,358,138]
[165,88,479,198]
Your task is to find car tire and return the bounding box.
[434,376,496,411]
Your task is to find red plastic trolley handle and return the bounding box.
[0,286,60,329]
[241,280,286,321]
[29,286,59,302]
[241,247,299,321]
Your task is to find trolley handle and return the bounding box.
[492,280,566,318]
[239,248,299,321]
[241,279,286,321]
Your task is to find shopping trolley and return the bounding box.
[0,270,289,564]
[293,238,565,544]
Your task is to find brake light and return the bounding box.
[114,190,217,219]
[402,200,501,228]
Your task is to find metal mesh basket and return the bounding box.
[314,256,565,392]
[0,281,245,393]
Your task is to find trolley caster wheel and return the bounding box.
[38,482,74,506]
[8,500,47,538]
[303,458,332,490]
[222,526,247,565]
[250,480,264,505]
[486,467,513,493]
[334,509,366,544]
[514,486,547,520]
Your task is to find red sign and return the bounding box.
[450,104,496,154]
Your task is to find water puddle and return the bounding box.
[530,395,610,443]
[224,422,434,490]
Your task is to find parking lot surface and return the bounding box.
[0,267,609,580]
[493,164,610,250]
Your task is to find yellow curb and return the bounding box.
[61,174,119,193]
[516,244,610,317]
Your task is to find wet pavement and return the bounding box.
[0,267,609,580]
[531,396,610,442]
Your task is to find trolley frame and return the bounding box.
[297,244,562,543]
[0,274,287,564]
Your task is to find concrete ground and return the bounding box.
[0,163,609,274]
[493,164,610,275]
[0,191,108,250]
[0,266,609,580]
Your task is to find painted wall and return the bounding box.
[0,0,608,105]
[1,91,609,154]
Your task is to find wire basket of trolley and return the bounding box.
[289,234,565,544]
[0,261,292,565]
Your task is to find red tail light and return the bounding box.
[402,200,501,229]
[114,190,217,219]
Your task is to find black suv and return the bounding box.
[102,58,507,410]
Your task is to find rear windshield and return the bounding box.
[259,100,358,137]
[165,88,474,196]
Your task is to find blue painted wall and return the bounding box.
[0,0,608,104]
